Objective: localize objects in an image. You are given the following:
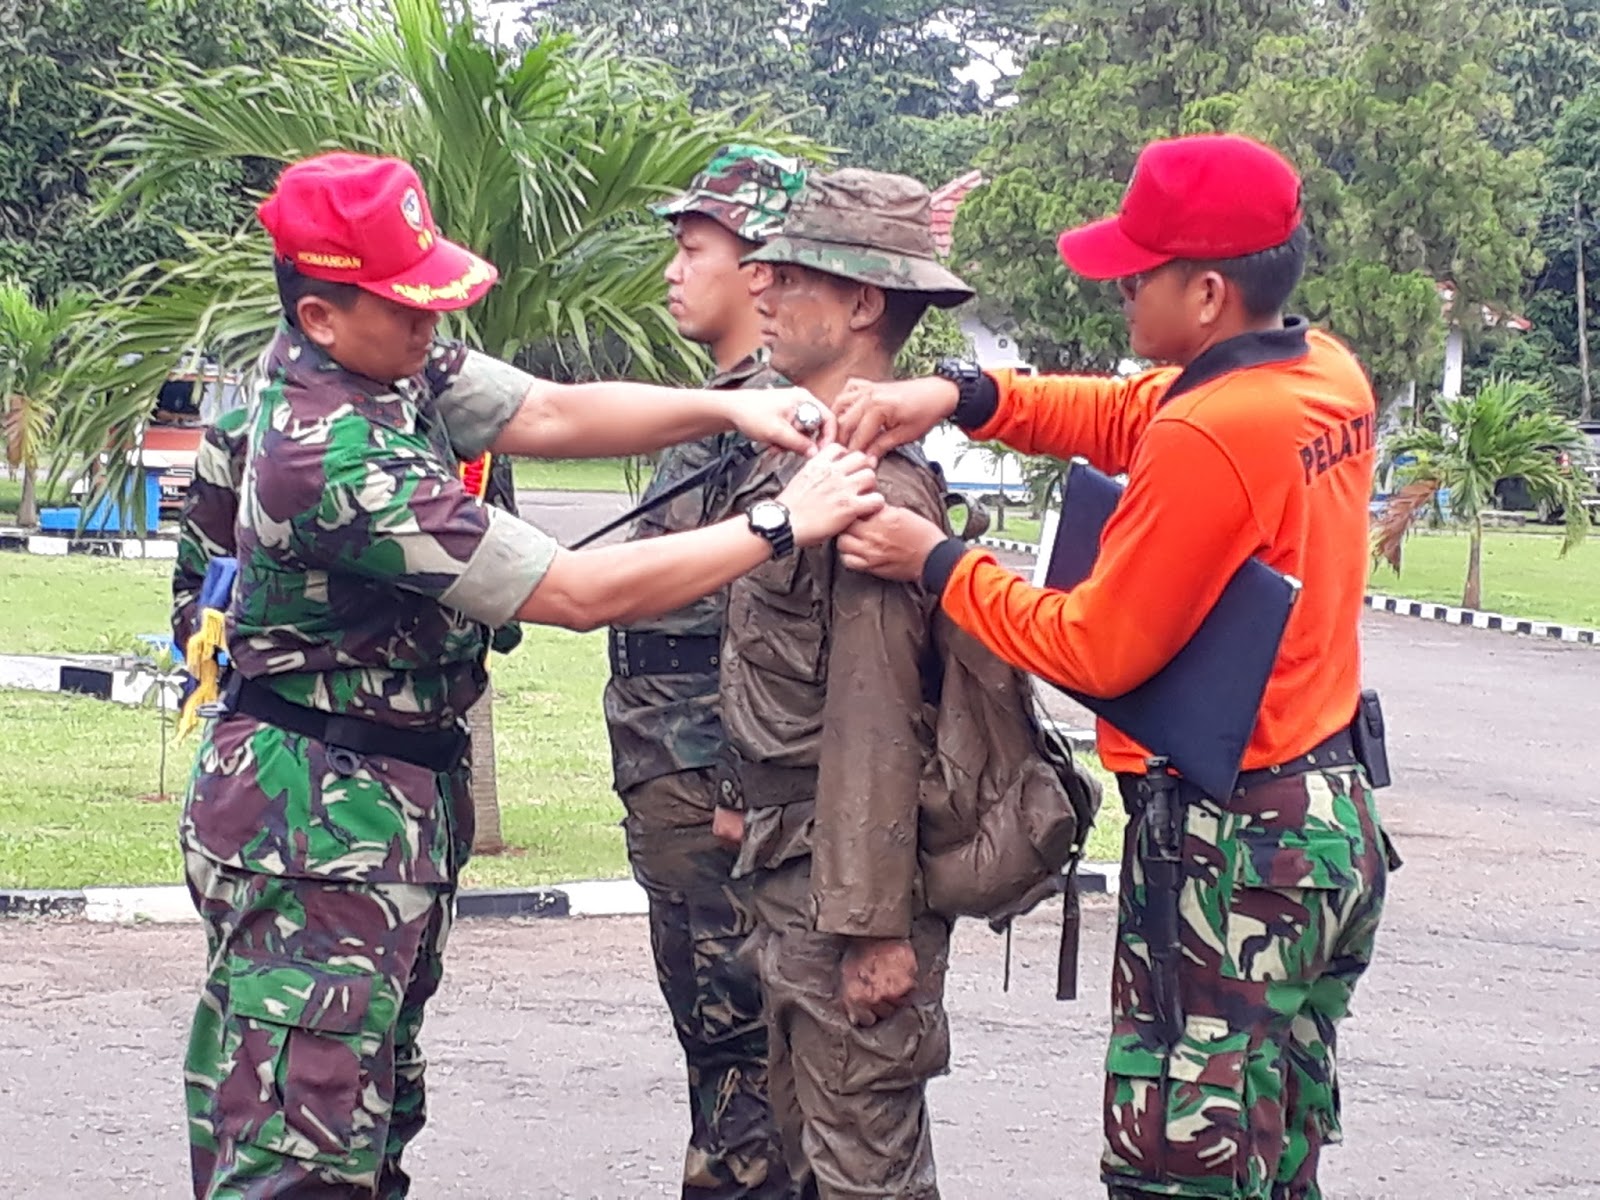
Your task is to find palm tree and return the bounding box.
[53,0,808,855]
[0,281,91,528]
[52,0,810,498]
[957,440,1026,532]
[1375,377,1594,610]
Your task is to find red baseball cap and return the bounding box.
[1056,134,1303,281]
[258,152,498,311]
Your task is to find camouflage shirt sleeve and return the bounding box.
[171,408,249,650]
[263,409,556,629]
[432,346,539,461]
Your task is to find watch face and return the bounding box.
[749,501,788,532]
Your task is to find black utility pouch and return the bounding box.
[1351,688,1391,789]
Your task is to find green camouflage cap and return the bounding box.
[652,145,807,243]
[742,168,974,308]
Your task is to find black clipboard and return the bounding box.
[1040,458,1300,798]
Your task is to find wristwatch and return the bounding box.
[934,357,989,429]
[746,499,795,559]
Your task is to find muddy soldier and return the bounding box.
[836,135,1397,1200]
[719,169,974,1199]
[605,147,808,1198]
[181,151,884,1200]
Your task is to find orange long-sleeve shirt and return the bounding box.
[930,321,1377,779]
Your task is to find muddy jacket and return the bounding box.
[723,448,949,940]
[603,353,781,793]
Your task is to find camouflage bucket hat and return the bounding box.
[651,145,807,243]
[743,168,975,308]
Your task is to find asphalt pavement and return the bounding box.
[1,491,1596,1198]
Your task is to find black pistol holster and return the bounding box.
[1138,756,1187,1050]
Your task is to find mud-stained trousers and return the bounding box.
[623,769,792,1198]
[745,854,952,1200]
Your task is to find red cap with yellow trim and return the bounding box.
[258,152,498,312]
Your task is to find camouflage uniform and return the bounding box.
[182,325,548,1199]
[728,171,974,1200]
[171,406,249,652]
[1104,770,1392,1200]
[604,147,805,1200]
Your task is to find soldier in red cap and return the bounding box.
[831,134,1397,1199]
[179,151,882,1199]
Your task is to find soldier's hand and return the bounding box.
[731,388,838,456]
[778,445,884,547]
[840,937,919,1028]
[835,376,960,460]
[837,506,949,583]
[711,806,745,847]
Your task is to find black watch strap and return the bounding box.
[747,502,795,559]
[935,358,1000,431]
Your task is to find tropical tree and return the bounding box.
[0,280,91,527]
[1374,378,1593,609]
[56,0,806,854]
[53,0,811,505]
[956,439,1028,531]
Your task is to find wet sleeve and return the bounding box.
[812,464,941,939]
[279,415,557,628]
[934,419,1264,698]
[966,366,1179,475]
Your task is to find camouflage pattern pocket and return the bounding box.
[221,957,380,1166]
[1104,1013,1250,1195]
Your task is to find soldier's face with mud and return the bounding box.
[663,213,768,347]
[753,263,877,387]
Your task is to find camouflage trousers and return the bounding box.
[747,855,952,1200]
[622,770,790,1198]
[183,849,453,1199]
[1102,768,1393,1200]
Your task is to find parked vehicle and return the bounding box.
[133,362,244,516]
[1491,419,1600,523]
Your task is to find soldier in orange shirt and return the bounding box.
[834,135,1398,1200]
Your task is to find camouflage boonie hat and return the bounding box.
[742,168,974,308]
[652,145,807,243]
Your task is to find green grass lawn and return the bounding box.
[511,457,648,493]
[0,553,1126,888]
[1369,528,1600,627]
[0,555,172,654]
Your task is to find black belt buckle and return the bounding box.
[609,628,631,678]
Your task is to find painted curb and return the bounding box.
[979,538,1600,648]
[0,653,182,708]
[0,528,179,559]
[1363,592,1599,645]
[0,867,1116,925]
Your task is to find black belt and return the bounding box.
[609,630,720,678]
[224,676,470,773]
[1233,729,1359,794]
[1116,728,1361,807]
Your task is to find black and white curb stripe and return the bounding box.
[0,528,178,559]
[1,868,1116,924]
[1363,592,1599,645]
[0,654,182,707]
[981,537,1600,648]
